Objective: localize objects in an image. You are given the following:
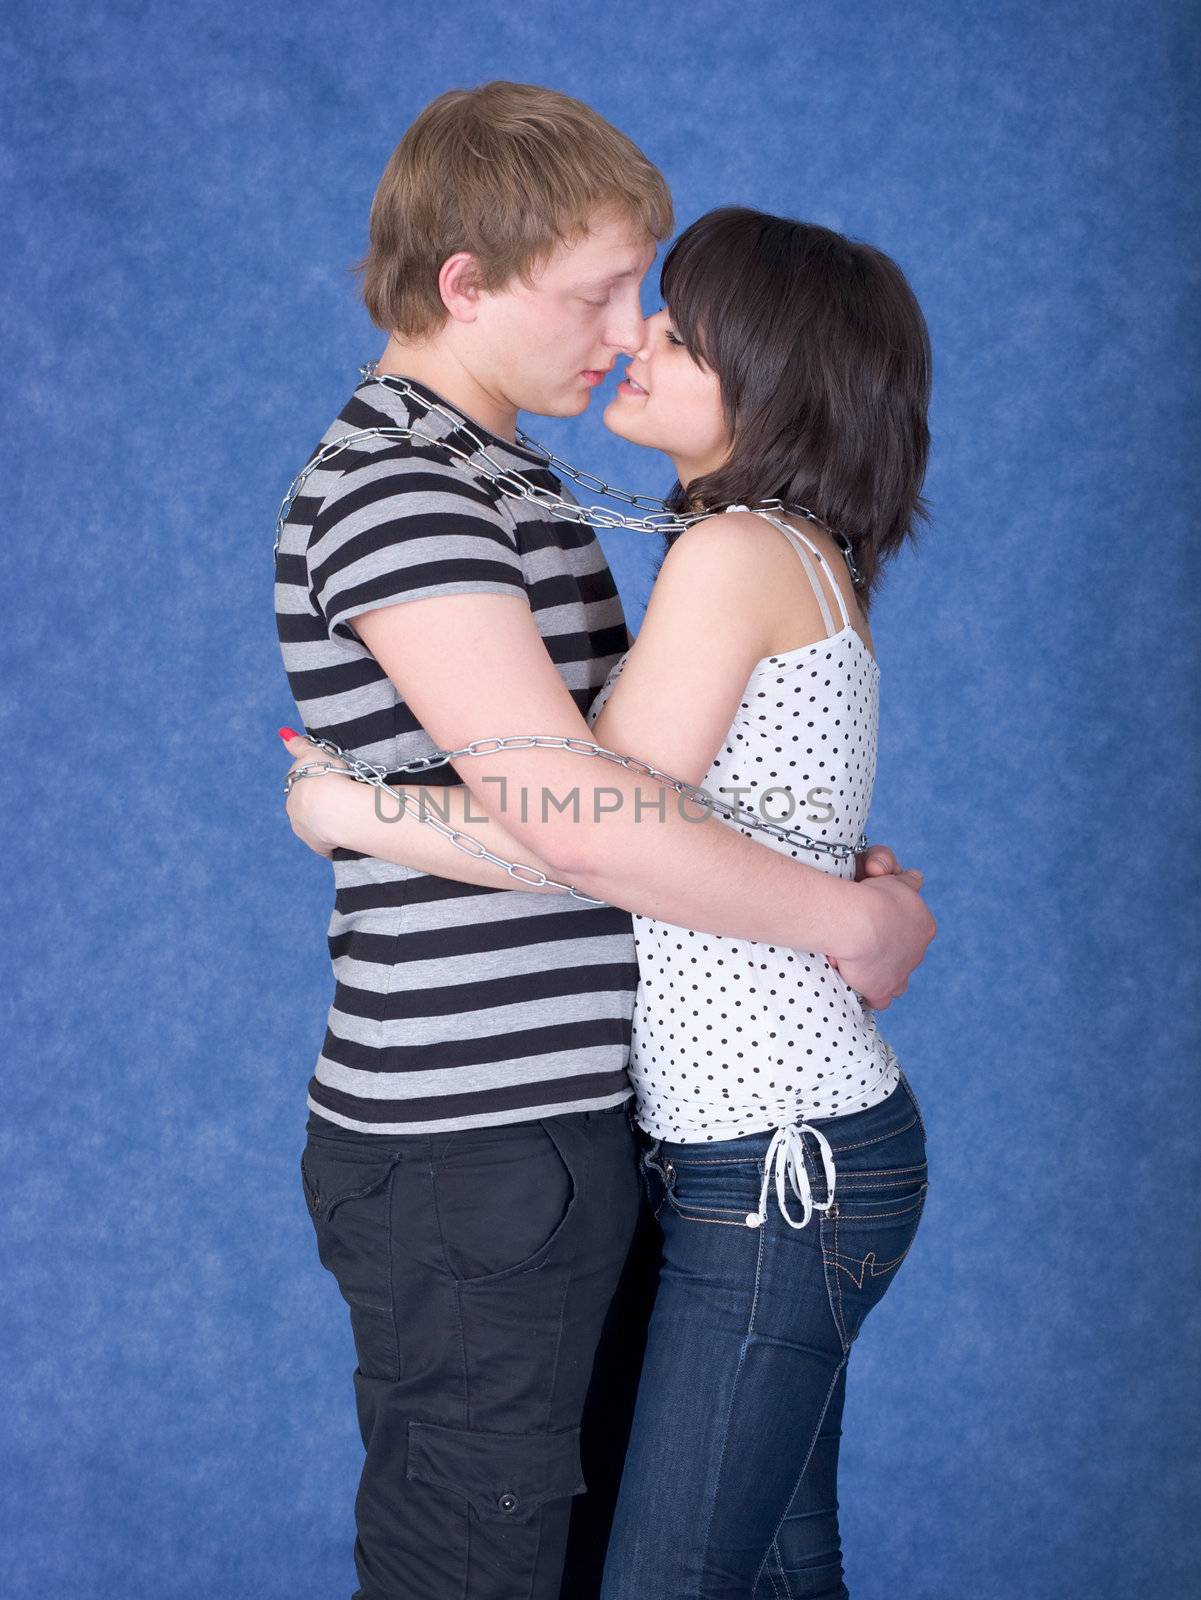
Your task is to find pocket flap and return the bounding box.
[302,1141,401,1224]
[406,1421,585,1523]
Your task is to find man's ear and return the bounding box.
[439,252,484,322]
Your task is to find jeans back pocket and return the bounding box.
[820,1174,927,1353]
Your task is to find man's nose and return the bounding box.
[604,306,650,356]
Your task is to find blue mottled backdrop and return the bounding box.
[3,1,1198,1595]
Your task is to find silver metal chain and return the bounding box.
[275,363,863,585]
[277,363,868,894]
[285,730,868,903]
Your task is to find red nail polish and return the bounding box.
[279,726,299,740]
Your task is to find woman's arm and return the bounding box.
[283,750,572,894]
[284,514,866,893]
[585,514,797,789]
[282,512,915,904]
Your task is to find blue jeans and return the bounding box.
[599,1071,929,1600]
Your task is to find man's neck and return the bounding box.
[372,334,519,443]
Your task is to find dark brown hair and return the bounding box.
[659,206,932,612]
[355,81,674,341]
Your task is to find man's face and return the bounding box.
[471,207,659,419]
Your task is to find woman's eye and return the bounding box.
[583,295,610,307]
[665,331,685,346]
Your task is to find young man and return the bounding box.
[274,82,934,1600]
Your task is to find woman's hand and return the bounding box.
[278,728,356,860]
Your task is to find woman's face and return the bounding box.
[602,307,731,487]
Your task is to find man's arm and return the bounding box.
[351,587,934,995]
[284,756,916,897]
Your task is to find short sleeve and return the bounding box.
[308,457,528,644]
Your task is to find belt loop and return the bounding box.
[640,1134,664,1170]
[638,1136,672,1218]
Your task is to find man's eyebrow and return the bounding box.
[582,266,644,286]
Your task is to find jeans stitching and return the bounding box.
[834,1206,847,1348]
[662,1117,917,1165]
[829,1247,914,1289]
[661,1104,917,1165]
[694,1209,768,1584]
[835,1163,927,1179]
[766,1538,790,1600]
[826,1191,927,1223]
[751,1356,849,1597]
[664,1171,926,1226]
[663,1192,750,1225]
[823,1206,849,1352]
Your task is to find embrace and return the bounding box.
[274,79,937,1600]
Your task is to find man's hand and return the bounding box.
[832,842,932,1008]
[278,729,356,860]
[854,841,923,890]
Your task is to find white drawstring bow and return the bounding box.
[745,1122,838,1230]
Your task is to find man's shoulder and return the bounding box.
[306,388,508,529]
[317,381,453,470]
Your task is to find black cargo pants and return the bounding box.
[299,1097,654,1599]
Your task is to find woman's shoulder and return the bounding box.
[667,508,785,560]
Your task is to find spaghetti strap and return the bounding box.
[748,511,851,635]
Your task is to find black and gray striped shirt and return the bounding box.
[274,371,638,1133]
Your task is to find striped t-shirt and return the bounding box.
[274,370,638,1134]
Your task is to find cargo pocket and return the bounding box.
[406,1420,586,1523]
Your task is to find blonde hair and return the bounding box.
[355,81,674,339]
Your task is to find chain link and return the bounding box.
[277,364,868,894]
[275,363,862,585]
[285,730,868,902]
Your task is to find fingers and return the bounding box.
[860,844,899,876]
[858,845,926,891]
[278,728,355,782]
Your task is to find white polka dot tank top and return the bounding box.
[586,510,902,1148]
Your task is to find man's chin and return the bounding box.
[522,387,594,422]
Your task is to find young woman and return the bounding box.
[283,206,932,1599]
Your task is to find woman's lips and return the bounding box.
[617,376,648,396]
